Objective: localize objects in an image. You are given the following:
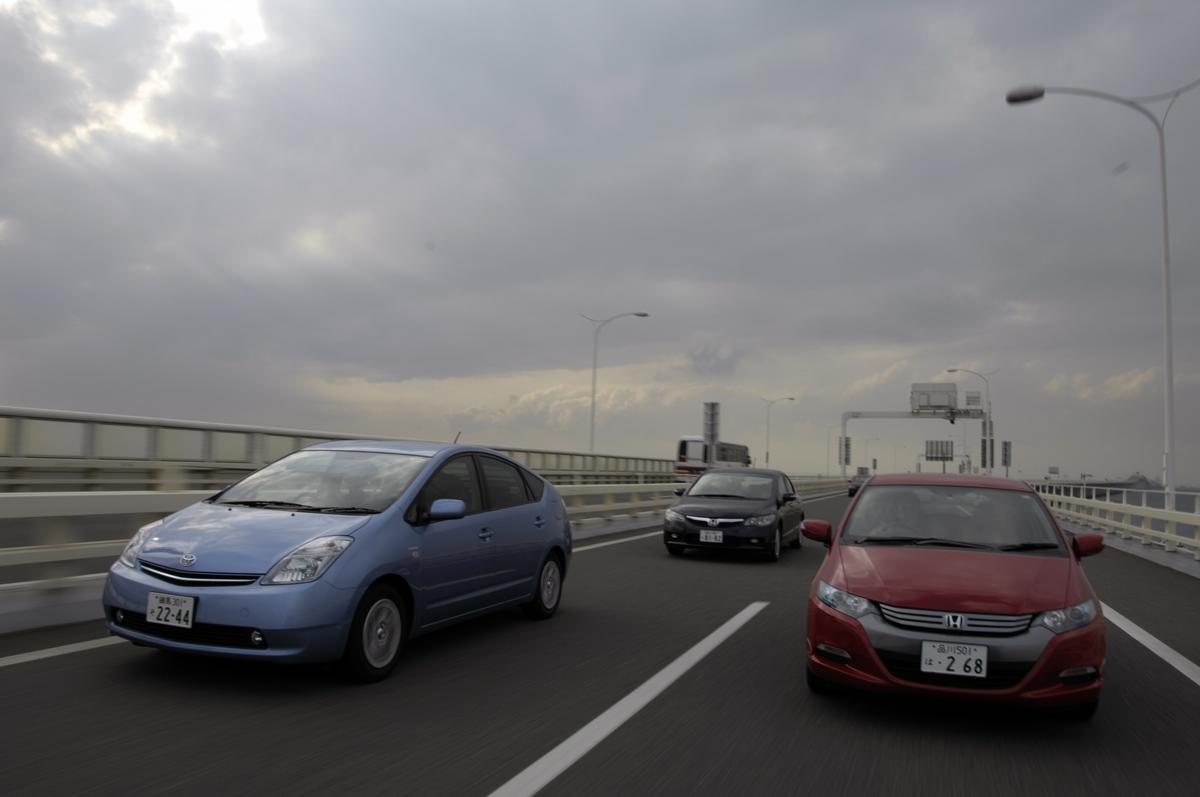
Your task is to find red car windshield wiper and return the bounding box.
[996,542,1060,551]
[852,536,996,550]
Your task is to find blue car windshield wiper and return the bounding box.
[852,536,996,550]
[690,493,749,499]
[314,506,380,514]
[217,499,321,511]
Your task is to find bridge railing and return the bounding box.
[0,405,680,489]
[0,478,847,634]
[1033,482,1200,560]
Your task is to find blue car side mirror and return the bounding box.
[427,498,467,521]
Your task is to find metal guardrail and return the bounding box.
[0,405,676,490]
[1034,483,1200,560]
[0,479,846,634]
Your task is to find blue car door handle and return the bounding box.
[478,528,494,541]
[533,516,546,528]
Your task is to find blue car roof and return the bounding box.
[305,439,453,457]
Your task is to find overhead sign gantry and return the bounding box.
[839,383,987,479]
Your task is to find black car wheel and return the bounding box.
[1064,700,1099,721]
[806,665,833,694]
[666,545,685,557]
[789,526,802,549]
[763,526,782,562]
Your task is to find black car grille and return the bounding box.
[683,516,745,528]
[139,560,262,587]
[879,603,1033,636]
[110,608,265,649]
[875,649,1032,690]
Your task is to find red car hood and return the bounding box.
[838,546,1072,614]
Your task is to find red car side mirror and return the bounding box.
[1073,534,1104,558]
[802,519,833,544]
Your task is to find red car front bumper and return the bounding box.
[806,598,1104,707]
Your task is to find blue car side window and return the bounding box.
[414,457,483,522]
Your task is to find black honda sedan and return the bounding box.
[663,468,805,561]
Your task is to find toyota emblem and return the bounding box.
[180,553,197,567]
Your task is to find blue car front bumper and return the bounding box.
[103,562,360,663]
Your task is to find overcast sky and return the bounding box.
[1,0,1198,483]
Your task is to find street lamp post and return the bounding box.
[1007,76,1200,509]
[583,311,649,453]
[947,368,996,476]
[760,396,795,466]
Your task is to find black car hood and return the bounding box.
[671,497,777,519]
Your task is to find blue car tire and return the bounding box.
[523,555,563,620]
[342,583,409,683]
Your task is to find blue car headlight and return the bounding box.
[263,536,354,585]
[744,513,776,527]
[664,508,684,524]
[1035,599,1097,634]
[119,520,162,568]
[817,580,874,619]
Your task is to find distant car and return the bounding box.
[802,473,1105,719]
[663,468,804,561]
[104,440,571,682]
[847,473,869,496]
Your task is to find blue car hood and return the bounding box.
[137,502,372,574]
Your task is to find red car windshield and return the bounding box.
[842,485,1065,554]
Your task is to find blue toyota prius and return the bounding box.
[103,440,572,681]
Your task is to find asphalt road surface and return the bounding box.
[2,494,1200,796]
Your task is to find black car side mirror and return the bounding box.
[673,486,686,496]
[779,492,797,505]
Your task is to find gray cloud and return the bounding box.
[1,0,1198,481]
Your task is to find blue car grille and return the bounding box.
[139,560,262,587]
[110,608,265,649]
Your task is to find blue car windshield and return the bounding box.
[217,450,428,513]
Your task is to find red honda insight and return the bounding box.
[802,473,1105,719]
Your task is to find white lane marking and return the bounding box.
[488,601,770,797]
[1102,602,1200,689]
[575,531,661,552]
[805,492,847,503]
[0,637,126,669]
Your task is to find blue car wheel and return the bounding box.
[342,584,409,682]
[523,555,563,620]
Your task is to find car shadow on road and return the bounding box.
[805,685,1097,735]
[108,605,541,694]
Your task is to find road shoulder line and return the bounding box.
[1103,602,1200,688]
[0,636,125,669]
[487,601,770,797]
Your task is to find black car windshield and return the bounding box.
[842,485,1064,553]
[217,450,428,513]
[688,472,774,500]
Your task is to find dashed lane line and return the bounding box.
[487,601,771,797]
